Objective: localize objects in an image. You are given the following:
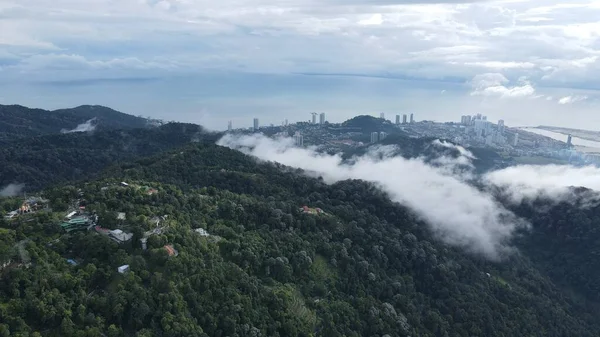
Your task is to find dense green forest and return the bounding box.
[0,123,219,192]
[0,105,150,141]
[2,142,600,336]
[511,192,600,303]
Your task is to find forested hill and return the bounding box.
[340,134,507,172]
[1,142,600,336]
[510,191,600,303]
[342,115,401,134]
[0,104,150,141]
[0,123,220,192]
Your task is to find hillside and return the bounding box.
[339,134,507,173]
[510,191,600,303]
[0,104,151,141]
[0,123,220,192]
[1,143,600,336]
[342,115,402,134]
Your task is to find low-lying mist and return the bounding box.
[218,134,600,259]
[218,134,522,260]
[61,118,97,134]
[484,165,600,205]
[0,183,24,197]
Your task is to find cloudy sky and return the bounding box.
[2,0,600,130]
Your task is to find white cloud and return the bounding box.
[0,183,24,197]
[464,61,536,69]
[2,0,600,126]
[219,133,523,260]
[484,164,600,205]
[61,118,97,133]
[358,13,383,26]
[558,95,588,104]
[470,72,536,98]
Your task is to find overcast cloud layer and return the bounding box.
[3,0,600,129]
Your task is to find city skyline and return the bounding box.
[236,111,552,132]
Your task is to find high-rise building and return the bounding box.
[294,131,304,147]
[567,134,573,147]
[319,113,326,125]
[380,112,385,120]
[513,133,519,146]
[395,115,400,125]
[227,121,232,131]
[461,115,473,125]
[498,119,505,134]
[482,115,487,121]
[371,132,379,143]
[253,118,259,131]
[485,134,494,146]
[402,114,407,124]
[410,113,414,123]
[284,119,288,126]
[311,113,317,124]
[379,132,387,141]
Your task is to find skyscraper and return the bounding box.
[379,132,387,141]
[410,113,414,123]
[311,113,317,124]
[371,132,379,143]
[395,115,400,125]
[284,119,288,126]
[380,112,385,120]
[402,114,407,124]
[319,113,326,125]
[498,119,505,134]
[567,134,573,147]
[227,121,232,131]
[294,131,304,147]
[253,118,259,131]
[461,115,473,125]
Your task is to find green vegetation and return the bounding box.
[0,104,150,141]
[512,193,600,303]
[1,142,600,336]
[0,123,219,192]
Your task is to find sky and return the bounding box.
[2,0,600,130]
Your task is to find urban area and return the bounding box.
[227,112,600,166]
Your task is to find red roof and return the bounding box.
[164,245,177,257]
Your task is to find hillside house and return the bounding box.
[164,245,179,257]
[108,229,133,244]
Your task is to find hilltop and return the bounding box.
[0,104,151,141]
[0,122,220,192]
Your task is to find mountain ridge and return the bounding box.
[0,104,151,141]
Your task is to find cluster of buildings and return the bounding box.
[370,131,388,143]
[3,196,49,221]
[460,114,510,147]
[230,111,600,166]
[393,113,414,125]
[247,113,328,132]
